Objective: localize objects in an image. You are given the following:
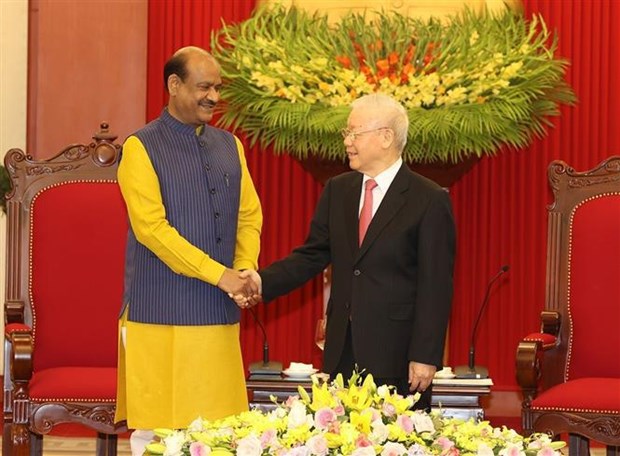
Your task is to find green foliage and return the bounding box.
[211,5,576,164]
[0,165,10,214]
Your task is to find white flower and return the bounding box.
[499,443,526,456]
[163,431,186,456]
[352,446,377,456]
[476,442,495,456]
[370,418,389,444]
[306,435,329,456]
[411,412,435,433]
[407,443,429,455]
[381,442,407,456]
[377,385,391,398]
[187,417,204,432]
[288,400,311,429]
[237,435,263,456]
[285,446,311,456]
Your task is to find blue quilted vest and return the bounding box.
[122,109,241,325]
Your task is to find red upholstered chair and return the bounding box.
[2,124,129,456]
[516,157,620,455]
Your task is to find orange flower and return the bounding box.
[404,44,416,63]
[388,52,399,66]
[402,63,414,74]
[336,55,352,69]
[376,59,390,73]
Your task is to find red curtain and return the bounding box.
[146,0,620,389]
[447,0,620,390]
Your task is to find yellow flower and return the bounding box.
[470,31,480,45]
[144,442,166,454]
[350,410,373,434]
[337,382,373,411]
[210,449,235,456]
[308,382,338,410]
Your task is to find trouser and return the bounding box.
[122,325,155,456]
[329,321,433,412]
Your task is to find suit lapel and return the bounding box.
[345,173,363,258]
[356,164,410,262]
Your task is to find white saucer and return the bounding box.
[434,372,456,379]
[282,368,318,378]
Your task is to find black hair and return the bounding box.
[163,53,189,92]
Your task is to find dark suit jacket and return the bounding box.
[261,163,456,379]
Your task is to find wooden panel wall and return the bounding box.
[27,0,148,158]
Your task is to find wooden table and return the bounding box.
[246,376,491,421]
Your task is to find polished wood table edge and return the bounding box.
[247,378,490,393]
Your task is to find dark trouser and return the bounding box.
[329,321,432,412]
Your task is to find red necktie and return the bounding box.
[359,179,378,246]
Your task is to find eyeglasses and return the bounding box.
[340,127,389,141]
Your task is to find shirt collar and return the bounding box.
[362,157,403,193]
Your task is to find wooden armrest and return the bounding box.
[540,311,560,336]
[6,330,33,383]
[516,340,541,391]
[4,300,25,325]
[515,311,562,401]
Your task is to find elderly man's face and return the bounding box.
[168,54,222,127]
[343,108,395,177]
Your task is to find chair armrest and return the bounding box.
[522,332,557,349]
[540,310,561,336]
[4,300,25,325]
[5,325,33,383]
[515,311,561,398]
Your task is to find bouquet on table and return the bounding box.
[145,372,564,456]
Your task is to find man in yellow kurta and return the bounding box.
[114,46,262,456]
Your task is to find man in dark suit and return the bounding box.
[239,93,455,410]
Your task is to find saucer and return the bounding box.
[282,368,318,379]
[434,372,456,379]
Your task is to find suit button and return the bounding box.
[199,140,205,147]
[345,302,350,309]
[216,237,222,244]
[205,164,211,171]
[353,269,361,276]
[210,188,216,194]
[215,212,220,218]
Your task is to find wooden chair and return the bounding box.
[2,124,129,455]
[516,156,620,455]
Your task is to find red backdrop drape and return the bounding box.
[146,0,620,390]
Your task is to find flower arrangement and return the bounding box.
[144,372,564,456]
[211,5,575,164]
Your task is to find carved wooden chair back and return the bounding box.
[516,156,620,454]
[2,124,129,456]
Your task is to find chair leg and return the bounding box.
[607,445,620,456]
[3,422,12,456]
[6,422,31,456]
[96,432,118,456]
[29,432,42,456]
[568,434,589,455]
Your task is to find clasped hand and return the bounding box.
[217,268,263,309]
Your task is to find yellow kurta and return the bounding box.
[115,310,249,429]
[115,130,262,429]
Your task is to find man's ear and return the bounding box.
[167,74,180,96]
[381,128,395,150]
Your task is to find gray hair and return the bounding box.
[351,93,409,152]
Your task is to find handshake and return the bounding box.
[218,268,263,309]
